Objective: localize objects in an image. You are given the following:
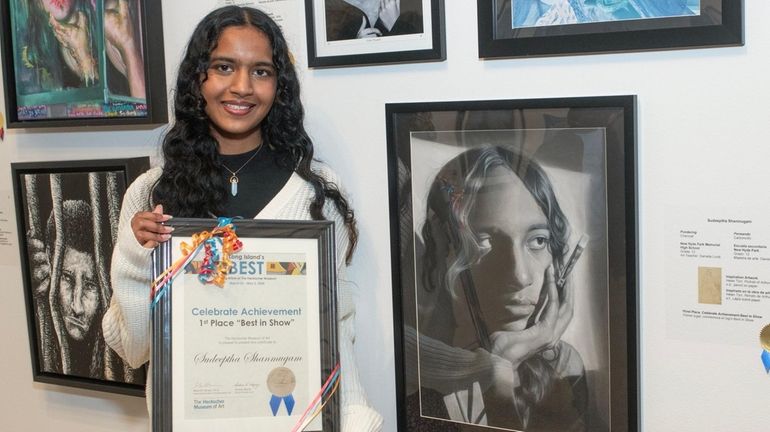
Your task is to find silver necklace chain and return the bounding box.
[222,145,263,196]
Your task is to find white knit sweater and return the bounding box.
[102,165,383,431]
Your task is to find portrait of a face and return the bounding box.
[468,167,552,333]
[403,129,610,431]
[389,98,637,432]
[58,247,99,341]
[15,162,148,393]
[201,25,277,148]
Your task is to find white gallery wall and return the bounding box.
[1,1,769,431]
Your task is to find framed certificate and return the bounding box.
[151,218,339,431]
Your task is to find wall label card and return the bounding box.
[666,208,770,347]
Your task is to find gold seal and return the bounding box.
[267,367,296,397]
[761,324,770,352]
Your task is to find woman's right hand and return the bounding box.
[131,204,173,248]
[488,265,574,369]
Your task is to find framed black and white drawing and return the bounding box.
[0,0,168,128]
[13,157,150,396]
[387,96,638,431]
[305,0,445,67]
[477,0,743,59]
[151,218,339,431]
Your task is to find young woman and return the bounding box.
[410,145,588,431]
[101,6,383,430]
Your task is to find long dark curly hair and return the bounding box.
[152,6,358,263]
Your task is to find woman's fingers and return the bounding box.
[554,275,575,339]
[538,265,560,329]
[131,205,173,248]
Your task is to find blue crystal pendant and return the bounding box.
[230,175,239,196]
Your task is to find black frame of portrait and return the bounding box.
[387,96,638,431]
[477,0,743,59]
[12,157,150,396]
[151,218,339,431]
[304,0,446,68]
[0,0,168,128]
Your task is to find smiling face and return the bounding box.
[466,166,552,332]
[57,248,99,341]
[201,25,277,154]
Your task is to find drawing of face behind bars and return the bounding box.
[24,171,144,385]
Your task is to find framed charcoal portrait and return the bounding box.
[477,0,743,59]
[305,0,445,67]
[13,157,150,396]
[387,96,638,431]
[0,0,167,128]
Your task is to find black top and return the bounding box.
[219,145,293,218]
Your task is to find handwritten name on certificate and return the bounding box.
[171,237,322,431]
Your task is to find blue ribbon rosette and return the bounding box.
[269,393,296,416]
[267,366,297,416]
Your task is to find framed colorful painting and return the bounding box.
[0,0,167,128]
[478,0,743,59]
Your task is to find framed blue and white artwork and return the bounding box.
[477,0,743,59]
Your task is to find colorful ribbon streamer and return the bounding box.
[150,217,242,308]
[291,363,342,432]
[762,350,770,374]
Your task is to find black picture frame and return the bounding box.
[305,0,445,68]
[0,0,168,128]
[12,157,151,396]
[151,218,339,431]
[387,96,638,431]
[478,0,743,59]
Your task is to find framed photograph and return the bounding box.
[12,157,151,396]
[151,218,339,431]
[0,0,168,128]
[304,0,445,68]
[477,0,743,59]
[387,96,637,431]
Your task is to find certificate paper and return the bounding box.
[153,219,338,432]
